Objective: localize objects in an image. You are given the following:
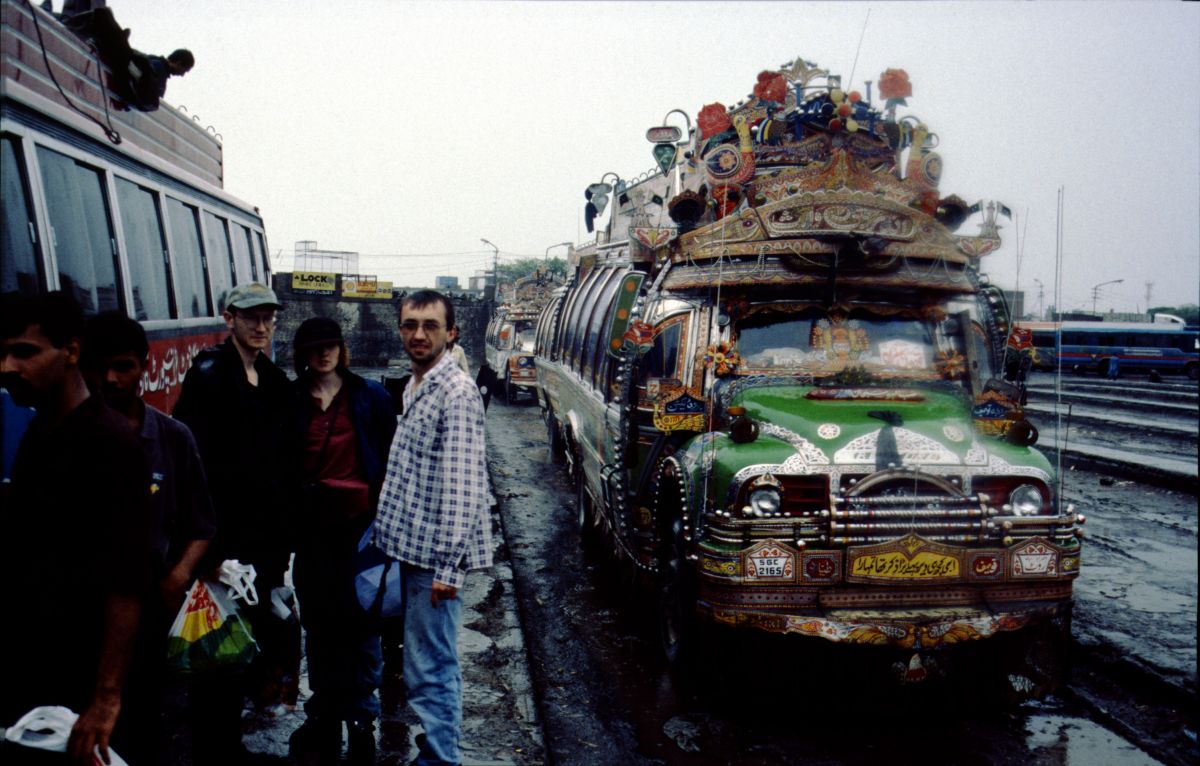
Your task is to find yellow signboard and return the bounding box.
[849,550,960,580]
[846,534,962,583]
[344,280,393,300]
[292,271,336,294]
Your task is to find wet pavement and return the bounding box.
[160,510,544,765]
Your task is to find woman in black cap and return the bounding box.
[288,317,397,758]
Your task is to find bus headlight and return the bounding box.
[1009,484,1045,516]
[747,488,781,517]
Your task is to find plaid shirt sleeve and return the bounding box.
[433,382,489,587]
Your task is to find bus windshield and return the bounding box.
[734,303,992,389]
[515,321,537,352]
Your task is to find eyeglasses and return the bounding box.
[399,320,445,334]
[234,312,276,328]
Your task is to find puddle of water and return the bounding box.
[1025,714,1163,765]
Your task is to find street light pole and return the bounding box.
[480,238,499,303]
[544,241,572,279]
[1090,278,1123,317]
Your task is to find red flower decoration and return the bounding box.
[753,71,788,104]
[697,102,732,139]
[878,68,912,100]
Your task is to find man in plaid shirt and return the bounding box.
[374,289,492,766]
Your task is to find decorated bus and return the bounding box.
[2,0,271,413]
[535,55,1083,697]
[484,270,564,404]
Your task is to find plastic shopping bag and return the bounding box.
[353,525,403,620]
[2,705,129,764]
[166,577,259,673]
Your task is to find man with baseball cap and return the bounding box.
[173,282,297,764]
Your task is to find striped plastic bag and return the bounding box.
[166,578,259,673]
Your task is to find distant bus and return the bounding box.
[1019,321,1199,379]
[2,0,271,412]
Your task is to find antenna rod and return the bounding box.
[848,7,872,90]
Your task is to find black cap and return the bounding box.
[294,317,343,349]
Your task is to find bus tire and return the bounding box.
[658,525,701,672]
[576,470,600,550]
[544,412,565,464]
[994,610,1072,703]
[656,478,700,672]
[1186,362,1198,381]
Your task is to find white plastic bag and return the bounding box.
[3,705,129,764]
[217,559,258,605]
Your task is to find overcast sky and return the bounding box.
[110,0,1198,314]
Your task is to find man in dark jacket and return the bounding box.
[173,282,295,764]
[81,311,216,766]
[0,291,153,766]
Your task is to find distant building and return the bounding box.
[294,240,359,274]
[435,275,460,290]
[1001,289,1026,321]
[469,270,489,293]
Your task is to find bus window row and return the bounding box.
[542,264,629,400]
[1,132,268,320]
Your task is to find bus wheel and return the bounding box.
[576,474,600,550]
[994,611,1072,703]
[504,373,516,405]
[657,512,699,672]
[1187,363,1198,381]
[544,412,565,464]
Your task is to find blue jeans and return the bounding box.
[402,564,462,766]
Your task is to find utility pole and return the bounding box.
[480,238,499,304]
[1091,278,1123,317]
[1144,281,1153,314]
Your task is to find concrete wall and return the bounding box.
[271,274,492,374]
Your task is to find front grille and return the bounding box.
[714,469,1079,548]
[830,473,988,544]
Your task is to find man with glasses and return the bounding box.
[374,290,492,766]
[173,282,296,764]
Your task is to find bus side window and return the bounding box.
[115,177,174,321]
[645,321,682,381]
[586,270,625,388]
[230,222,255,286]
[164,197,213,318]
[1,135,44,294]
[202,212,235,310]
[252,232,267,281]
[565,269,604,373]
[36,146,122,315]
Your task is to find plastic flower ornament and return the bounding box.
[704,341,742,376]
[879,68,912,120]
[878,68,912,100]
[827,89,860,133]
[936,350,966,379]
[697,102,732,140]
[753,71,789,104]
